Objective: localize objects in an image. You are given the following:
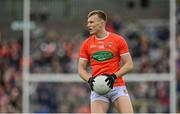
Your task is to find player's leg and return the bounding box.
[90,91,110,113]
[91,100,109,113]
[109,86,134,113]
[113,95,134,113]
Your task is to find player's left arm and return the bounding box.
[105,53,133,88]
[105,37,133,87]
[115,53,134,77]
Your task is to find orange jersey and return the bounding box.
[79,32,129,86]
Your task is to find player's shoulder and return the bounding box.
[109,32,125,41]
[82,35,95,44]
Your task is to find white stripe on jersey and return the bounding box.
[79,57,88,60]
[120,52,130,56]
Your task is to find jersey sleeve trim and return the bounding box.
[120,52,130,56]
[79,57,88,60]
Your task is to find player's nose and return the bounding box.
[87,23,91,28]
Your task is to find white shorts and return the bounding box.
[91,86,129,103]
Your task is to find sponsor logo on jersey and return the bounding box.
[92,51,114,61]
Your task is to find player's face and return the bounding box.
[87,14,105,35]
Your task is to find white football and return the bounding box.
[93,75,111,95]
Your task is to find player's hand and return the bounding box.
[104,74,117,89]
[88,77,95,91]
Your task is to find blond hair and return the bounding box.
[88,10,107,21]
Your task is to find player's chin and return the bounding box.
[89,32,95,35]
[88,30,94,34]
[89,31,92,35]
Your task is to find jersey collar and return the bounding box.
[95,32,109,40]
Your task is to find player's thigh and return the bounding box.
[113,96,134,113]
[91,100,109,113]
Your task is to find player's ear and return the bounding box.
[101,20,106,26]
[100,19,104,23]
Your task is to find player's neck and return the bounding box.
[95,30,108,39]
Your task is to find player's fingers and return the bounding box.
[92,81,94,84]
[105,78,109,82]
[89,85,93,90]
[108,83,113,89]
[110,84,113,89]
[107,81,111,86]
[91,87,93,91]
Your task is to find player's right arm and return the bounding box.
[78,58,89,82]
[78,39,91,82]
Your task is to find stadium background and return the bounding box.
[0,0,179,113]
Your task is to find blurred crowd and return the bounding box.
[176,7,180,113]
[0,38,22,112]
[30,83,90,113]
[0,11,179,113]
